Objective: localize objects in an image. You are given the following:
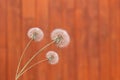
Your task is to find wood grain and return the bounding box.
[62,0,77,80]
[21,0,36,80]
[7,0,22,80]
[75,0,89,79]
[99,0,110,80]
[0,0,7,80]
[49,0,63,80]
[0,0,120,80]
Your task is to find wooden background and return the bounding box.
[0,0,120,80]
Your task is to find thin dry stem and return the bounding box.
[16,59,48,80]
[15,38,33,79]
[17,40,55,77]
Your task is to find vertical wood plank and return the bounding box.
[99,0,111,80]
[87,0,100,80]
[116,0,120,79]
[0,0,7,79]
[62,0,77,80]
[21,0,36,80]
[48,0,63,80]
[36,0,49,80]
[110,0,120,79]
[7,0,22,79]
[75,0,89,80]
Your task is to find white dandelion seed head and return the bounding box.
[51,29,70,48]
[46,51,59,64]
[27,27,44,41]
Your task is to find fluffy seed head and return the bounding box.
[51,29,70,48]
[46,51,59,64]
[27,27,44,41]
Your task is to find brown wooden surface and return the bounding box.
[0,0,120,80]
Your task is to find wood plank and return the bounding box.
[48,0,63,80]
[0,0,7,78]
[75,0,89,80]
[35,0,49,80]
[87,0,100,80]
[62,0,77,80]
[116,0,120,79]
[0,0,7,47]
[21,0,36,79]
[98,0,111,80]
[7,0,22,80]
[110,0,120,79]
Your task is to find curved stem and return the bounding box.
[15,39,33,79]
[18,40,55,77]
[16,59,48,80]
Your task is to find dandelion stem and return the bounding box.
[15,38,33,79]
[17,40,55,78]
[16,59,48,80]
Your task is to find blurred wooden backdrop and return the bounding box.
[0,0,120,80]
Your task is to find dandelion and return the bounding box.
[46,51,59,64]
[27,27,44,41]
[16,28,70,80]
[51,29,70,48]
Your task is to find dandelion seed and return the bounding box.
[51,29,70,48]
[27,27,44,41]
[46,51,59,64]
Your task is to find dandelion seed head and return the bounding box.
[46,51,59,64]
[51,29,70,48]
[27,27,44,41]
